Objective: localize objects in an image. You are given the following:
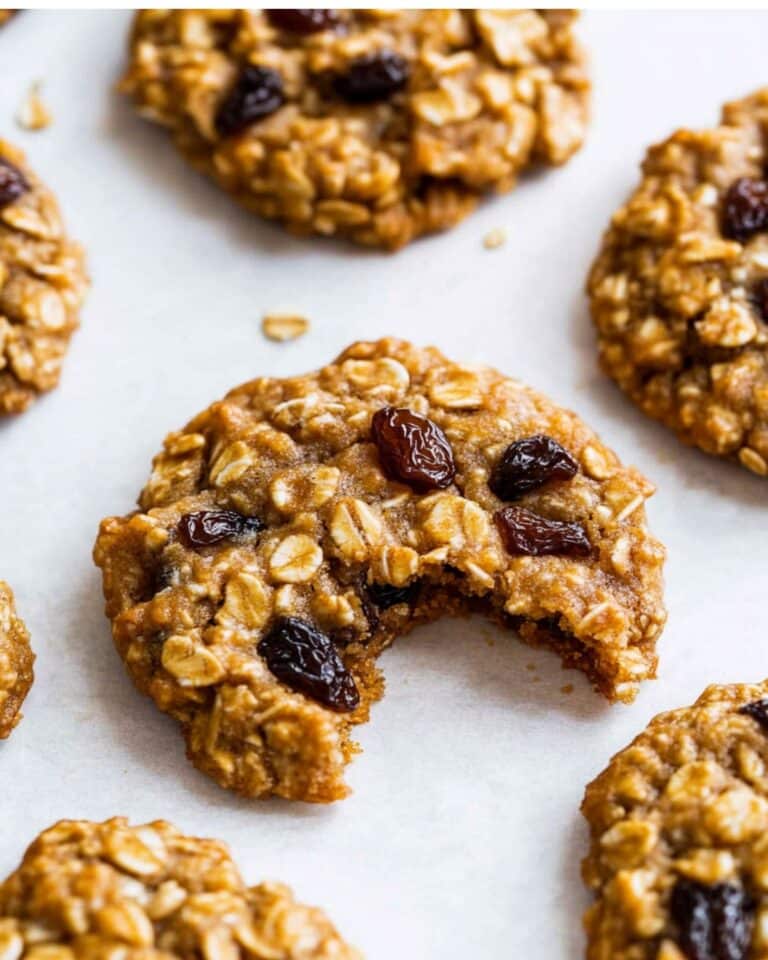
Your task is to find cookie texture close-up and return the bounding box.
[0,139,88,414]
[582,680,768,960]
[0,817,361,958]
[0,580,33,739]
[589,89,768,477]
[93,338,665,803]
[120,8,590,249]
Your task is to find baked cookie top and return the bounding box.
[0,580,33,739]
[0,817,360,959]
[589,89,768,477]
[120,9,589,249]
[93,338,665,803]
[582,680,768,960]
[0,140,88,414]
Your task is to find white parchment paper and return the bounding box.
[1,11,768,958]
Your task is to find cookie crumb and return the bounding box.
[262,313,309,342]
[560,683,574,694]
[483,227,507,250]
[17,82,53,131]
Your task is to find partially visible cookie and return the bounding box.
[0,817,361,958]
[582,680,768,960]
[0,11,16,27]
[120,9,590,249]
[588,90,768,477]
[94,338,665,803]
[0,140,88,414]
[0,580,33,738]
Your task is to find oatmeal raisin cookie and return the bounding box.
[582,680,768,960]
[120,9,590,249]
[589,89,768,476]
[0,140,87,414]
[0,817,360,958]
[0,580,33,738]
[94,339,665,802]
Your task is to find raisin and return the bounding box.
[489,434,578,501]
[258,617,359,712]
[152,562,178,593]
[722,177,768,242]
[266,9,339,33]
[494,506,590,558]
[333,50,409,103]
[215,66,284,136]
[177,510,264,549]
[739,697,768,731]
[0,158,29,209]
[371,406,456,492]
[367,580,420,610]
[670,879,754,960]
[749,278,768,322]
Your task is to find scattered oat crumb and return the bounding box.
[261,313,309,343]
[483,227,507,250]
[525,663,536,672]
[17,82,53,132]
[560,683,574,695]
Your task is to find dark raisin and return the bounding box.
[371,406,456,492]
[333,50,409,104]
[739,697,768,731]
[0,158,29,209]
[266,9,339,33]
[749,278,768,322]
[494,506,590,558]
[670,879,754,960]
[152,562,178,593]
[722,177,768,242]
[367,580,420,610]
[258,617,359,712]
[489,434,578,501]
[215,66,284,136]
[177,510,264,549]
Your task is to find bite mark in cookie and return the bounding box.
[0,140,88,414]
[93,339,665,802]
[581,680,768,960]
[120,9,590,249]
[588,89,768,476]
[0,580,33,738]
[0,817,360,958]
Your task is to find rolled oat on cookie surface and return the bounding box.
[0,139,88,414]
[120,9,589,249]
[93,338,665,803]
[589,89,768,477]
[0,580,33,739]
[582,680,768,960]
[0,817,361,959]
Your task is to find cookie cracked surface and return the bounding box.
[93,338,665,802]
[0,580,33,738]
[0,817,360,958]
[120,9,589,249]
[589,89,768,477]
[581,680,768,960]
[0,140,88,414]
